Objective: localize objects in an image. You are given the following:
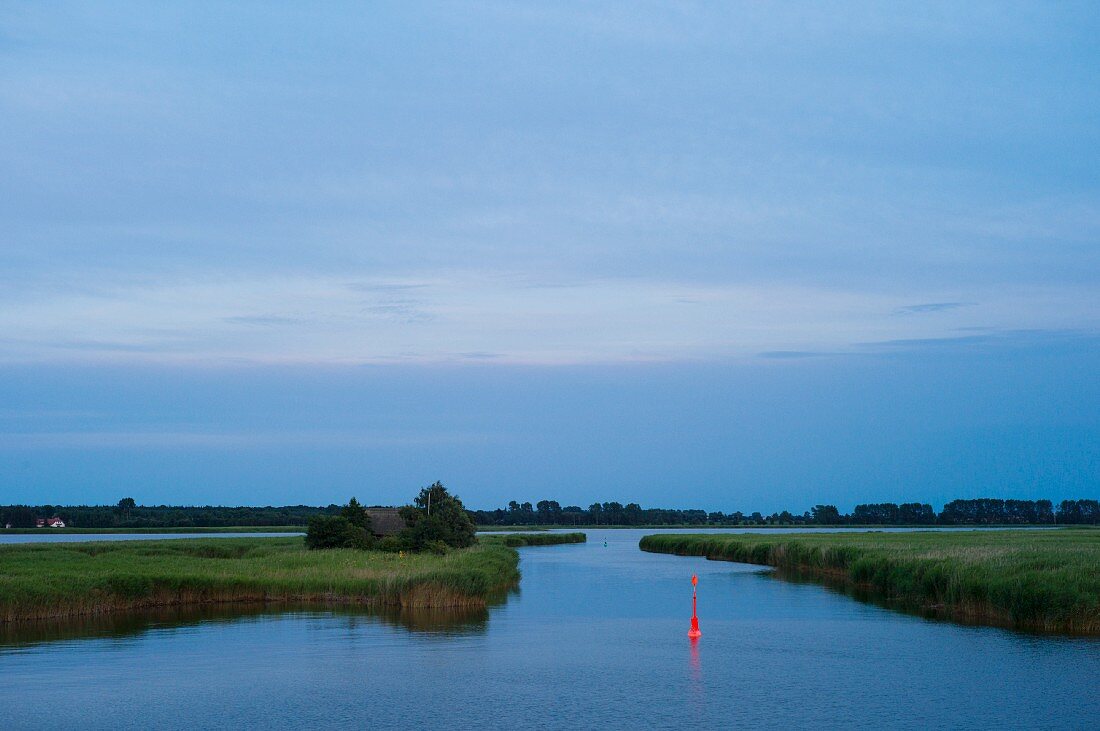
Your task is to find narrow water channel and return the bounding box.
[1,529,1096,730]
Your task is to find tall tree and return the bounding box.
[340,496,371,531]
[401,481,477,549]
[811,505,843,525]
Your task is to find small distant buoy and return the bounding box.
[603,541,607,547]
[688,573,702,638]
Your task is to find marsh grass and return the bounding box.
[639,530,1100,634]
[480,532,586,547]
[0,537,519,623]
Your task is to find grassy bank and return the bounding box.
[639,530,1100,634]
[0,537,519,623]
[480,532,586,547]
[0,526,304,535]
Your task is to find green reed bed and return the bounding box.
[480,532,586,547]
[0,537,520,623]
[639,530,1100,634]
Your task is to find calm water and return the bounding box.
[1,528,1096,730]
[0,532,300,544]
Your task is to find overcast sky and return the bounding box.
[1,2,1097,510]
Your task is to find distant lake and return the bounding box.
[1,528,1096,729]
[0,532,301,544]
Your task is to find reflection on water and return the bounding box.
[0,600,504,652]
[1,573,518,651]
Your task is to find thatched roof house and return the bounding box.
[365,508,407,538]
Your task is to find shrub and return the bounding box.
[424,540,449,555]
[376,536,408,553]
[340,497,373,532]
[304,516,373,551]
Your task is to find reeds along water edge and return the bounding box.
[0,537,523,623]
[639,530,1100,634]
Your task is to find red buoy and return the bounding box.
[688,573,702,638]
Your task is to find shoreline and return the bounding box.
[0,532,585,625]
[639,530,1100,635]
[0,537,519,624]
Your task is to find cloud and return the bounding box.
[49,339,173,353]
[222,315,303,327]
[0,429,500,450]
[454,351,503,360]
[893,302,974,315]
[360,303,435,324]
[758,350,830,360]
[0,272,1095,366]
[857,329,1095,352]
[346,282,430,294]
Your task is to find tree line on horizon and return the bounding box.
[0,502,338,529]
[470,497,1100,526]
[3,496,1097,529]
